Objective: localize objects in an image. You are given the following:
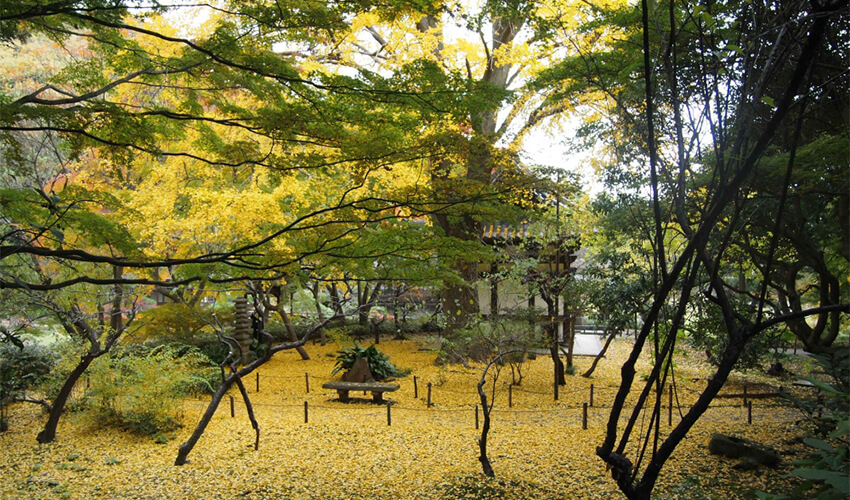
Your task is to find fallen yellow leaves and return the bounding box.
[0,338,811,499]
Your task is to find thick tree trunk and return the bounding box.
[37,353,96,443]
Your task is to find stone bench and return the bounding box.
[322,381,400,403]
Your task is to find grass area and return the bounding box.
[0,337,815,499]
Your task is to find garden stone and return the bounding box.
[344,357,373,383]
[708,433,780,469]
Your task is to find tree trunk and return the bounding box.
[309,283,327,346]
[110,266,124,334]
[565,315,575,369]
[279,306,310,360]
[357,282,369,327]
[37,353,96,443]
[329,283,345,319]
[545,301,566,386]
[176,373,235,465]
[583,329,618,378]
[551,344,566,386]
[357,282,383,328]
[477,375,495,477]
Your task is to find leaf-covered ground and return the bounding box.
[0,338,815,499]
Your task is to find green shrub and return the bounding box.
[81,344,217,435]
[332,343,404,380]
[0,341,58,431]
[193,334,232,365]
[760,351,850,500]
[0,341,57,399]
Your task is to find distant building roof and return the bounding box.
[481,223,538,242]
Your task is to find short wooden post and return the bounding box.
[747,401,752,425]
[668,385,673,426]
[743,384,748,407]
[304,401,309,424]
[509,385,513,408]
[582,402,588,430]
[230,395,235,418]
[305,373,310,393]
[590,384,594,407]
[256,372,260,393]
[427,382,433,408]
[375,329,380,345]
[387,404,392,426]
[475,405,479,430]
[414,376,419,399]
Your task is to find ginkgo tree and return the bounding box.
[282,0,629,330]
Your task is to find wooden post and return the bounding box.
[230,395,235,418]
[747,401,752,425]
[427,383,432,408]
[590,384,594,407]
[304,401,309,424]
[305,373,310,393]
[256,372,260,393]
[582,402,588,430]
[375,329,380,345]
[668,385,673,426]
[414,376,419,399]
[387,404,392,426]
[509,385,513,408]
[743,384,748,407]
[475,405,479,430]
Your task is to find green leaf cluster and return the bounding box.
[331,343,403,381]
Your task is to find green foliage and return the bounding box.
[191,334,233,366]
[0,341,57,401]
[760,352,850,500]
[132,302,215,342]
[79,344,217,436]
[331,343,403,381]
[0,341,57,430]
[686,292,781,369]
